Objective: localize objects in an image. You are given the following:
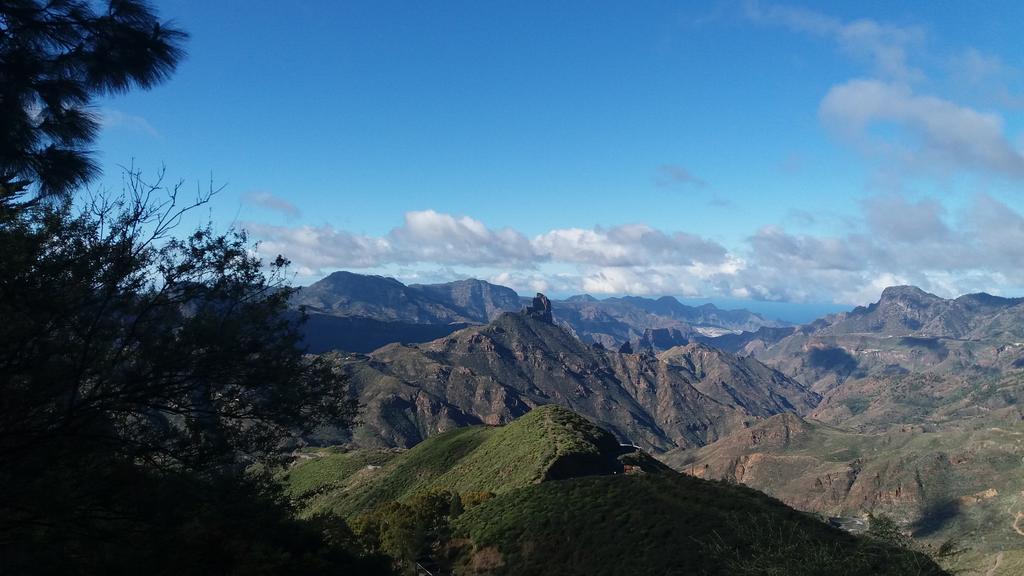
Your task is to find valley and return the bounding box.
[297,273,1024,574]
[7,3,1020,573]
[284,406,946,575]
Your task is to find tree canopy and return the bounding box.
[1,0,187,198]
[0,3,387,573]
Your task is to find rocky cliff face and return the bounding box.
[409,278,522,322]
[739,287,1024,399]
[667,413,1024,558]
[293,271,474,323]
[329,300,818,453]
[658,344,819,415]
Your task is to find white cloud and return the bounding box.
[533,224,726,267]
[246,196,1024,307]
[748,4,1024,182]
[249,212,730,275]
[748,225,870,272]
[100,108,159,137]
[716,193,1024,303]
[655,164,707,188]
[744,1,924,81]
[389,210,539,266]
[242,191,301,219]
[965,193,1024,271]
[245,222,392,274]
[948,48,1024,110]
[489,271,579,295]
[820,79,1024,178]
[861,194,950,243]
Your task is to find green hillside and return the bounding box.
[284,407,947,575]
[283,405,665,517]
[451,473,945,576]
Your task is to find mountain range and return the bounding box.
[687,286,1024,573]
[718,285,1024,432]
[316,294,817,455]
[292,271,786,353]
[296,274,1024,574]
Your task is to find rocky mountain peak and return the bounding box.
[566,294,598,302]
[877,285,941,307]
[524,293,554,323]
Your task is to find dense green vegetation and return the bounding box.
[451,473,946,576]
[284,407,947,575]
[284,405,656,517]
[284,448,400,501]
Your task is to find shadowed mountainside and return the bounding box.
[318,295,818,453]
[293,271,785,353]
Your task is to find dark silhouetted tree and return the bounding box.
[0,167,377,574]
[0,3,386,573]
[0,0,187,199]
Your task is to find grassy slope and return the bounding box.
[284,407,947,575]
[282,448,399,500]
[452,473,946,576]
[283,405,638,517]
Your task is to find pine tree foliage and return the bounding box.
[0,0,187,198]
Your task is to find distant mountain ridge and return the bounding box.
[409,278,522,322]
[807,285,1024,340]
[322,295,818,454]
[293,270,785,353]
[682,286,1024,572]
[733,285,1024,410]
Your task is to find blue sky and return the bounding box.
[94,1,1024,316]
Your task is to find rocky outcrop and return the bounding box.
[524,293,553,323]
[634,327,690,351]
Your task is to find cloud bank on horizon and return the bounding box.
[245,2,1024,305]
[248,191,1024,304]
